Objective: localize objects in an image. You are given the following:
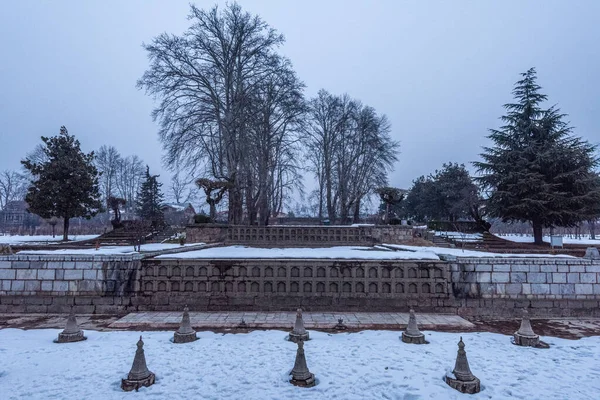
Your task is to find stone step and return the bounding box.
[109,311,475,330]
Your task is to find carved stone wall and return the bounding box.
[186,225,414,246]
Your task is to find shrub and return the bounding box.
[194,214,213,224]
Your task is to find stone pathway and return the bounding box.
[109,311,475,330]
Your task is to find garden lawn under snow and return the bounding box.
[498,234,600,245]
[383,244,574,259]
[0,234,98,245]
[156,245,440,260]
[17,243,204,256]
[0,329,598,399]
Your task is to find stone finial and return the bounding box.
[173,306,197,343]
[334,318,348,331]
[121,336,156,391]
[288,308,309,343]
[401,309,427,344]
[55,311,86,343]
[584,247,600,260]
[513,309,549,348]
[289,340,316,387]
[445,337,480,394]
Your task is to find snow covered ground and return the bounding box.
[435,231,484,243]
[498,234,600,245]
[156,245,440,260]
[0,234,99,245]
[383,244,574,259]
[0,328,598,399]
[17,243,205,256]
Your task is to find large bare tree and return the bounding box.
[305,90,399,224]
[138,3,285,224]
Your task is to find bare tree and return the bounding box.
[138,3,286,224]
[95,145,122,214]
[170,170,198,204]
[305,90,399,224]
[114,155,145,215]
[0,170,28,209]
[243,56,306,225]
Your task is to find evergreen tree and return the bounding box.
[22,126,102,241]
[474,68,600,244]
[404,163,480,223]
[136,166,164,226]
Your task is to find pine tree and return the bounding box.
[136,166,164,227]
[474,68,600,244]
[22,126,102,241]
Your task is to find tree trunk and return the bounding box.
[532,220,543,245]
[353,199,361,224]
[209,201,217,221]
[590,220,596,240]
[63,217,70,241]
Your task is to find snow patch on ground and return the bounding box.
[435,231,483,243]
[498,234,600,245]
[156,245,441,260]
[0,234,99,245]
[384,244,574,258]
[17,243,204,255]
[0,329,598,399]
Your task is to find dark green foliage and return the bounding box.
[404,163,481,223]
[136,166,164,226]
[108,196,127,228]
[21,126,102,241]
[376,186,405,224]
[474,68,600,244]
[194,214,213,224]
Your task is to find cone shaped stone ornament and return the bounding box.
[401,309,428,344]
[288,309,309,343]
[289,340,316,387]
[445,337,480,394]
[173,306,197,343]
[513,309,549,348]
[121,336,156,391]
[55,312,86,343]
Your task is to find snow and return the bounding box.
[498,234,600,245]
[435,231,483,243]
[17,243,204,256]
[0,328,598,399]
[156,245,440,260]
[383,244,575,258]
[0,234,99,245]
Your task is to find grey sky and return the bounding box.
[1,0,599,196]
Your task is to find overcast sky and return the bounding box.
[1,0,599,196]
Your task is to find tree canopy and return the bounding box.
[21,126,102,240]
[474,68,600,244]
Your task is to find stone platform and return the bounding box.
[109,311,474,330]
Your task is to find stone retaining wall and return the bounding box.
[0,254,140,313]
[1,252,600,316]
[186,225,414,246]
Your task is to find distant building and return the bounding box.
[161,203,196,226]
[0,201,41,233]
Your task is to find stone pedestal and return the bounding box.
[121,336,156,392]
[512,309,549,348]
[288,309,310,343]
[289,340,316,388]
[173,306,197,344]
[55,313,86,343]
[445,337,480,394]
[401,309,428,344]
[333,318,347,331]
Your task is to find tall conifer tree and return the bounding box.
[22,126,102,240]
[475,68,600,244]
[136,166,164,226]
